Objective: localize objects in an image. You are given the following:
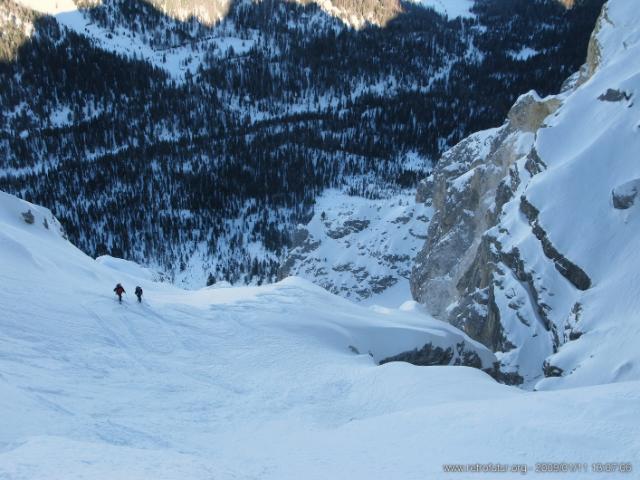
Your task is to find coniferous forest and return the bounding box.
[0,0,605,285]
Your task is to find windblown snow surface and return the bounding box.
[1,191,639,478]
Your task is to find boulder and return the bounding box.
[612,179,640,209]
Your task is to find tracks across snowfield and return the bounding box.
[0,190,639,479]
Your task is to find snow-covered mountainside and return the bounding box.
[0,0,605,287]
[2,193,640,479]
[410,0,640,389]
[279,189,431,303]
[16,0,471,31]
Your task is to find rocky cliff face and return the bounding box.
[410,0,640,389]
[279,189,431,303]
[410,92,561,323]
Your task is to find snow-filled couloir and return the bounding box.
[0,188,639,478]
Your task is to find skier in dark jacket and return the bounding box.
[135,286,143,303]
[114,283,125,303]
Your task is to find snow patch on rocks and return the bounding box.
[279,189,431,305]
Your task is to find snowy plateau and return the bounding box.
[2,0,640,478]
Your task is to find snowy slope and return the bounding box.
[1,193,640,478]
[492,0,640,389]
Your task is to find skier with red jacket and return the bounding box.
[113,283,125,303]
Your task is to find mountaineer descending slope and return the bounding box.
[113,283,125,303]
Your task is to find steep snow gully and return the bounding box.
[1,189,639,478]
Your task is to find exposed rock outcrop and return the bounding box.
[411,90,561,321]
[380,340,524,385]
[543,361,564,378]
[279,191,431,302]
[409,88,578,383]
[612,179,640,209]
[380,341,482,369]
[576,2,609,85]
[519,196,591,290]
[77,0,403,28]
[598,88,632,102]
[326,219,370,239]
[507,94,562,133]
